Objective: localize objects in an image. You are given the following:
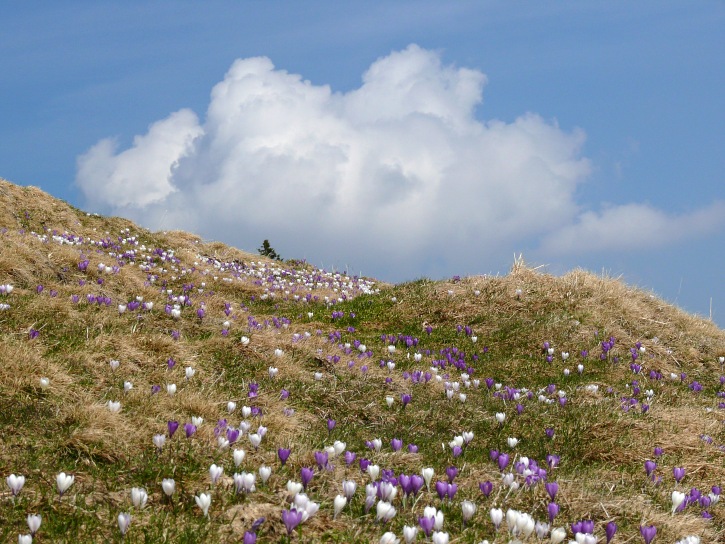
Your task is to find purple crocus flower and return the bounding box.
[226,428,240,443]
[435,480,448,500]
[689,487,701,502]
[545,481,559,500]
[548,502,560,523]
[327,419,336,432]
[479,481,493,497]
[278,448,291,465]
[300,467,314,490]
[401,393,412,408]
[419,515,435,537]
[151,385,161,395]
[344,450,356,465]
[184,423,196,438]
[545,427,555,439]
[644,460,657,477]
[398,474,412,496]
[446,466,458,482]
[448,483,458,499]
[167,420,179,437]
[452,445,463,458]
[314,451,328,470]
[391,438,403,451]
[359,458,370,472]
[639,524,656,544]
[281,508,303,535]
[243,531,257,544]
[546,454,561,468]
[408,444,419,453]
[673,467,686,483]
[605,521,617,543]
[497,453,510,471]
[248,383,259,398]
[410,474,424,495]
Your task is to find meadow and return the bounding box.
[1,179,723,543]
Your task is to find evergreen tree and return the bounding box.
[258,239,282,260]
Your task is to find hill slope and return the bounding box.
[1,178,724,543]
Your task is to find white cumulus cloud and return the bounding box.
[540,201,725,254]
[77,109,202,209]
[74,44,722,280]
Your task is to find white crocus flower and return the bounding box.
[421,468,435,491]
[118,512,132,535]
[259,465,272,483]
[461,500,476,522]
[376,501,396,522]
[195,493,211,516]
[333,494,347,518]
[672,490,686,513]
[7,474,26,496]
[27,514,42,535]
[209,464,223,485]
[403,526,418,544]
[161,478,175,496]
[550,527,567,544]
[131,487,148,509]
[56,472,75,496]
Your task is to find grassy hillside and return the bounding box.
[1,178,724,543]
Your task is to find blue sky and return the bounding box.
[2,1,724,325]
